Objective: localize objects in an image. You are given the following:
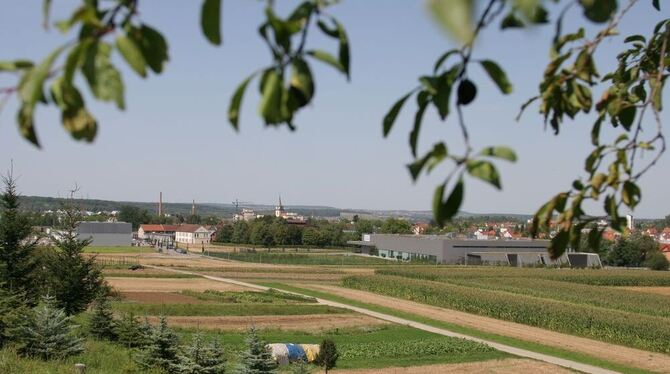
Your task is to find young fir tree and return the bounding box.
[88,293,117,341]
[314,339,338,374]
[15,295,84,360]
[116,312,150,348]
[46,196,106,315]
[174,332,227,374]
[236,326,277,374]
[0,286,29,347]
[291,360,312,374]
[0,170,39,300]
[136,315,180,372]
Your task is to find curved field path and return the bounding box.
[303,284,670,373]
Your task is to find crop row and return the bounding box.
[112,303,346,316]
[338,337,493,360]
[377,267,670,286]
[210,252,392,265]
[180,289,317,304]
[342,275,670,353]
[441,277,670,318]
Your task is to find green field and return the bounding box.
[342,268,670,353]
[84,246,154,254]
[180,289,317,304]
[112,302,347,317]
[210,251,395,265]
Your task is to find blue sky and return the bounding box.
[0,1,668,218]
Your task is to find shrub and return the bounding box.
[314,339,338,374]
[15,295,84,360]
[174,332,226,374]
[136,315,180,372]
[236,326,277,374]
[646,252,670,271]
[88,294,117,341]
[116,312,149,348]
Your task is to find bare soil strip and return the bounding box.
[303,284,670,373]
[120,291,204,304]
[146,265,619,374]
[106,277,252,292]
[334,358,574,374]
[144,314,388,331]
[620,286,670,296]
[210,272,344,281]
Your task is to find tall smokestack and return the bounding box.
[192,199,196,216]
[159,192,163,216]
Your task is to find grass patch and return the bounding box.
[103,271,199,278]
[84,246,154,254]
[112,302,346,316]
[259,282,655,374]
[181,289,317,304]
[209,252,394,265]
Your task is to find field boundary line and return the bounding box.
[145,264,619,374]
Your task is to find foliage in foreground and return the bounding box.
[343,274,670,353]
[14,296,84,361]
[174,332,226,374]
[135,315,180,372]
[314,339,338,374]
[88,294,117,341]
[236,327,277,374]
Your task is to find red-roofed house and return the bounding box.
[660,243,670,261]
[138,224,179,240]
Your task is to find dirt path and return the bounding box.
[144,314,388,331]
[620,286,670,296]
[334,358,574,374]
[304,284,670,373]
[106,277,252,292]
[147,265,618,374]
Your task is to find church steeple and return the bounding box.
[275,194,285,217]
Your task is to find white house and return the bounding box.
[175,224,211,244]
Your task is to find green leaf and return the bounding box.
[433,71,455,120]
[591,115,604,145]
[334,18,350,80]
[457,79,477,105]
[622,180,641,208]
[653,0,660,11]
[433,179,464,226]
[466,160,502,189]
[618,105,636,131]
[82,42,125,110]
[228,73,256,131]
[433,49,459,73]
[479,146,517,162]
[42,0,52,28]
[287,58,314,112]
[55,5,102,33]
[407,142,447,181]
[623,34,646,43]
[410,91,430,157]
[305,50,345,74]
[428,0,473,43]
[62,106,97,142]
[316,20,339,38]
[480,60,512,94]
[201,0,222,46]
[548,230,569,259]
[0,60,34,71]
[579,0,617,23]
[18,46,65,105]
[116,35,147,78]
[501,13,524,29]
[382,91,413,137]
[135,25,169,74]
[258,69,283,125]
[17,105,39,147]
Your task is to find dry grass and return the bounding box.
[620,286,670,296]
[106,277,253,292]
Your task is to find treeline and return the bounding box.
[581,233,669,270]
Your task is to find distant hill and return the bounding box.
[17,195,533,220]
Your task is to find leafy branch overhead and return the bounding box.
[0,0,668,259]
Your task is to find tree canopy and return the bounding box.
[1,0,668,257]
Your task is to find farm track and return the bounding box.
[302,284,670,373]
[144,314,388,331]
[334,358,575,374]
[145,264,619,374]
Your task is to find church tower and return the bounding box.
[275,194,285,218]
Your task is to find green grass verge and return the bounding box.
[257,282,655,374]
[181,289,317,304]
[84,246,154,253]
[112,302,347,316]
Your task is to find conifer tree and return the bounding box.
[136,315,180,372]
[0,286,29,347]
[15,295,84,360]
[46,192,106,315]
[236,326,277,374]
[175,332,227,374]
[0,170,38,300]
[291,361,311,374]
[88,293,117,341]
[116,312,150,348]
[314,339,338,374]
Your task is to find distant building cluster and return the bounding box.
[233,196,307,224]
[138,224,217,245]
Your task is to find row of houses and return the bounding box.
[138,224,216,244]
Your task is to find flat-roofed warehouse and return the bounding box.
[349,234,601,267]
[76,222,132,247]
